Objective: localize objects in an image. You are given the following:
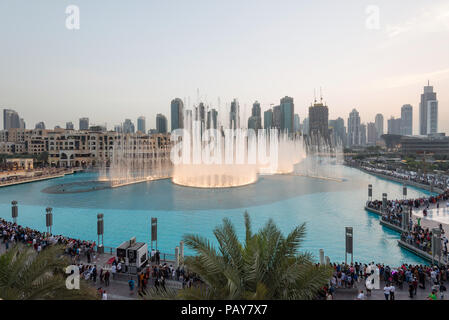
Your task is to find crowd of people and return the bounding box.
[0,167,73,184]
[401,224,449,258]
[1,217,203,300]
[361,165,449,190]
[318,261,449,300]
[366,189,449,214]
[0,218,96,255]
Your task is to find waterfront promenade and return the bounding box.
[346,161,448,194]
[0,168,80,188]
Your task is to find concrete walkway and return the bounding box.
[334,279,442,300]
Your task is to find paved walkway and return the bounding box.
[333,279,442,300]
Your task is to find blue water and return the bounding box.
[0,166,433,266]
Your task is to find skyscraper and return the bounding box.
[264,109,273,129]
[387,117,401,135]
[294,114,300,132]
[419,81,438,135]
[229,99,240,129]
[123,119,135,133]
[248,101,262,131]
[66,122,74,130]
[400,104,413,136]
[19,118,25,129]
[171,98,184,131]
[302,118,309,136]
[207,109,218,129]
[427,101,438,134]
[3,109,20,130]
[35,122,46,130]
[348,109,361,146]
[79,117,89,130]
[360,123,367,146]
[273,105,281,129]
[137,116,146,133]
[156,114,167,134]
[374,114,384,140]
[308,100,329,140]
[280,96,294,133]
[367,122,377,145]
[329,117,346,146]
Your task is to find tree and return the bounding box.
[146,212,333,300]
[0,244,98,300]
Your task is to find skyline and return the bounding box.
[1,83,439,136]
[1,0,448,132]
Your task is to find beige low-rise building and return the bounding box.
[6,158,34,170]
[0,127,171,168]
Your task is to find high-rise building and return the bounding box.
[248,101,262,131]
[229,99,240,129]
[114,125,123,133]
[329,117,346,146]
[137,116,146,133]
[427,100,438,135]
[79,118,89,130]
[66,122,74,130]
[367,122,377,145]
[294,114,300,132]
[35,122,46,130]
[207,109,218,129]
[156,114,167,134]
[280,96,294,133]
[360,123,367,146]
[419,81,438,135]
[308,100,329,140]
[264,109,273,129]
[374,114,384,140]
[348,109,361,146]
[19,118,25,129]
[302,118,309,136]
[123,119,135,133]
[273,105,281,129]
[400,104,413,136]
[387,117,401,135]
[171,98,184,131]
[3,109,21,130]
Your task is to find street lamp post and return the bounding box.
[382,193,387,213]
[45,207,53,235]
[11,201,18,224]
[97,213,104,253]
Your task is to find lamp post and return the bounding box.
[45,207,53,235]
[97,213,104,253]
[11,201,18,224]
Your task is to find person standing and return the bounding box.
[408,281,414,298]
[128,278,135,295]
[389,284,395,300]
[104,270,110,287]
[383,285,390,300]
[102,290,108,300]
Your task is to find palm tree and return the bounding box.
[0,244,98,300]
[147,211,333,300]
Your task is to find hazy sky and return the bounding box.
[1,0,448,133]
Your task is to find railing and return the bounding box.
[0,169,75,186]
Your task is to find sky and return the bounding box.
[1,0,448,133]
